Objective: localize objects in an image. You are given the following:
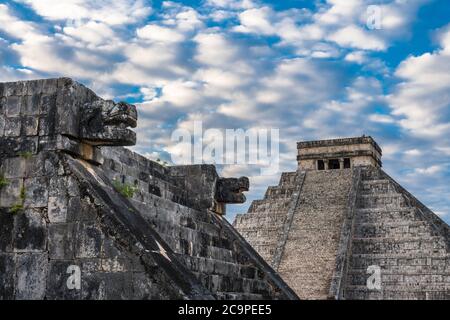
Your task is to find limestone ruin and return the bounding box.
[0,78,448,300]
[234,136,450,299]
[0,78,296,300]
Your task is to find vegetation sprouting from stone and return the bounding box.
[0,174,9,189]
[9,186,26,215]
[18,151,33,159]
[156,158,168,167]
[112,179,137,198]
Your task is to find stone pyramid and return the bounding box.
[234,136,450,300]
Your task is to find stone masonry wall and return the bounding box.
[342,167,450,300]
[234,169,354,299]
[276,169,353,299]
[0,78,296,300]
[234,172,299,262]
[0,151,205,299]
[100,146,296,299]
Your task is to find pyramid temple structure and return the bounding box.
[234,136,450,300]
[0,78,448,300]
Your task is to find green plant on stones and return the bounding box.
[0,174,9,189]
[18,151,33,159]
[112,179,137,198]
[9,186,26,215]
[155,158,168,167]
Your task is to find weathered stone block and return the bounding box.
[21,116,39,136]
[13,208,47,252]
[75,222,103,258]
[0,209,14,252]
[15,253,48,299]
[25,80,43,96]
[21,94,41,116]
[48,223,75,259]
[0,178,23,207]
[5,82,25,96]
[80,272,106,300]
[46,260,81,300]
[1,157,26,178]
[4,117,21,137]
[5,96,21,117]
[132,272,159,299]
[48,196,68,223]
[100,272,133,299]
[66,175,80,197]
[66,196,81,222]
[0,254,15,299]
[0,116,5,136]
[24,176,49,207]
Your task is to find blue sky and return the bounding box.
[0,0,449,223]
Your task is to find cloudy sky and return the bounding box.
[0,0,449,223]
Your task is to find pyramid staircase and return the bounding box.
[234,166,450,300]
[341,167,450,299]
[233,172,302,264]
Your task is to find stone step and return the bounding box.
[349,253,449,270]
[356,193,408,208]
[343,286,450,300]
[215,292,265,300]
[360,169,386,181]
[360,179,397,194]
[279,172,297,187]
[238,230,283,243]
[353,221,436,238]
[248,199,291,213]
[347,270,450,286]
[103,158,191,206]
[234,212,287,227]
[263,185,296,200]
[354,207,420,223]
[351,237,447,255]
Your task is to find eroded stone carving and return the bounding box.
[215,177,249,204]
[80,100,137,146]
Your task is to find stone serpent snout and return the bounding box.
[104,101,138,129]
[215,176,249,204]
[81,100,138,146]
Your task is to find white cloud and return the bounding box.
[137,24,185,43]
[344,50,367,63]
[14,0,152,25]
[194,68,248,89]
[389,24,450,138]
[404,149,422,156]
[0,4,44,40]
[369,114,395,124]
[194,32,240,67]
[328,25,386,50]
[205,0,256,10]
[158,81,203,107]
[63,21,116,45]
[414,165,443,175]
[234,7,276,35]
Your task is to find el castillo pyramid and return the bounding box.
[234,136,450,300]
